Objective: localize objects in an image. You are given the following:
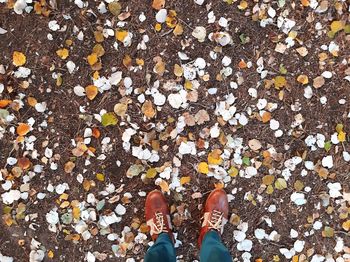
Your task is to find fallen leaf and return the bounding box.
[274,76,287,89]
[108,1,122,16]
[174,64,183,76]
[101,112,118,127]
[262,175,275,185]
[173,23,183,36]
[17,123,30,136]
[152,0,165,10]
[330,20,345,33]
[208,149,223,165]
[64,161,75,173]
[146,168,157,179]
[313,76,325,88]
[228,166,239,177]
[275,178,287,190]
[92,44,105,57]
[56,48,69,59]
[18,157,31,170]
[13,51,26,66]
[116,30,128,42]
[123,54,132,69]
[142,100,156,118]
[297,74,309,85]
[248,139,262,151]
[180,176,191,185]
[0,100,11,108]
[114,103,128,117]
[85,85,98,100]
[159,179,169,192]
[87,53,98,66]
[198,162,209,174]
[262,112,271,123]
[96,173,105,181]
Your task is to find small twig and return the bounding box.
[160,29,173,37]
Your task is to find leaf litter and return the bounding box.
[0,0,350,261]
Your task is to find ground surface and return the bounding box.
[0,0,350,261]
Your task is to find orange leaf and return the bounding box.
[152,0,165,10]
[92,128,101,138]
[123,54,132,69]
[18,157,31,170]
[238,60,247,69]
[214,182,224,189]
[0,100,12,108]
[85,85,98,100]
[17,123,31,136]
[262,112,271,123]
[142,100,156,118]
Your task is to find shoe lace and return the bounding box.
[151,212,168,234]
[207,210,224,231]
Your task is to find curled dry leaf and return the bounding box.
[173,23,183,36]
[72,142,88,157]
[153,56,165,76]
[297,74,309,85]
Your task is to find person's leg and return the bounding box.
[144,233,176,262]
[198,189,232,262]
[199,231,231,262]
[144,190,175,262]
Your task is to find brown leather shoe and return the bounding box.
[145,190,173,242]
[198,188,229,247]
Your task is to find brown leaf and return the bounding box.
[64,161,75,173]
[85,85,98,100]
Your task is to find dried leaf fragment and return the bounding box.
[152,0,165,10]
[13,51,26,66]
[17,123,30,136]
[56,48,69,59]
[85,85,98,100]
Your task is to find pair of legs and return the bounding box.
[144,189,232,262]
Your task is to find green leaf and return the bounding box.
[239,33,250,44]
[242,156,250,166]
[101,112,118,127]
[324,141,331,152]
[345,24,350,34]
[279,64,287,75]
[0,109,9,120]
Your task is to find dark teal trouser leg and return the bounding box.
[199,231,232,262]
[144,233,176,262]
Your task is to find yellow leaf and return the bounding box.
[159,179,169,192]
[330,20,345,33]
[155,23,162,32]
[116,30,128,42]
[275,178,287,190]
[173,23,183,36]
[336,123,344,133]
[208,149,223,165]
[94,31,104,43]
[297,74,309,85]
[238,0,248,10]
[85,85,98,100]
[87,53,98,66]
[274,76,287,89]
[13,51,26,66]
[198,162,209,174]
[56,48,69,60]
[184,80,193,90]
[342,220,350,231]
[338,131,346,142]
[174,64,183,76]
[96,173,105,181]
[48,250,54,259]
[136,58,144,66]
[214,182,224,189]
[180,176,191,185]
[92,44,105,57]
[72,207,80,219]
[146,168,157,179]
[228,166,239,177]
[123,54,132,68]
